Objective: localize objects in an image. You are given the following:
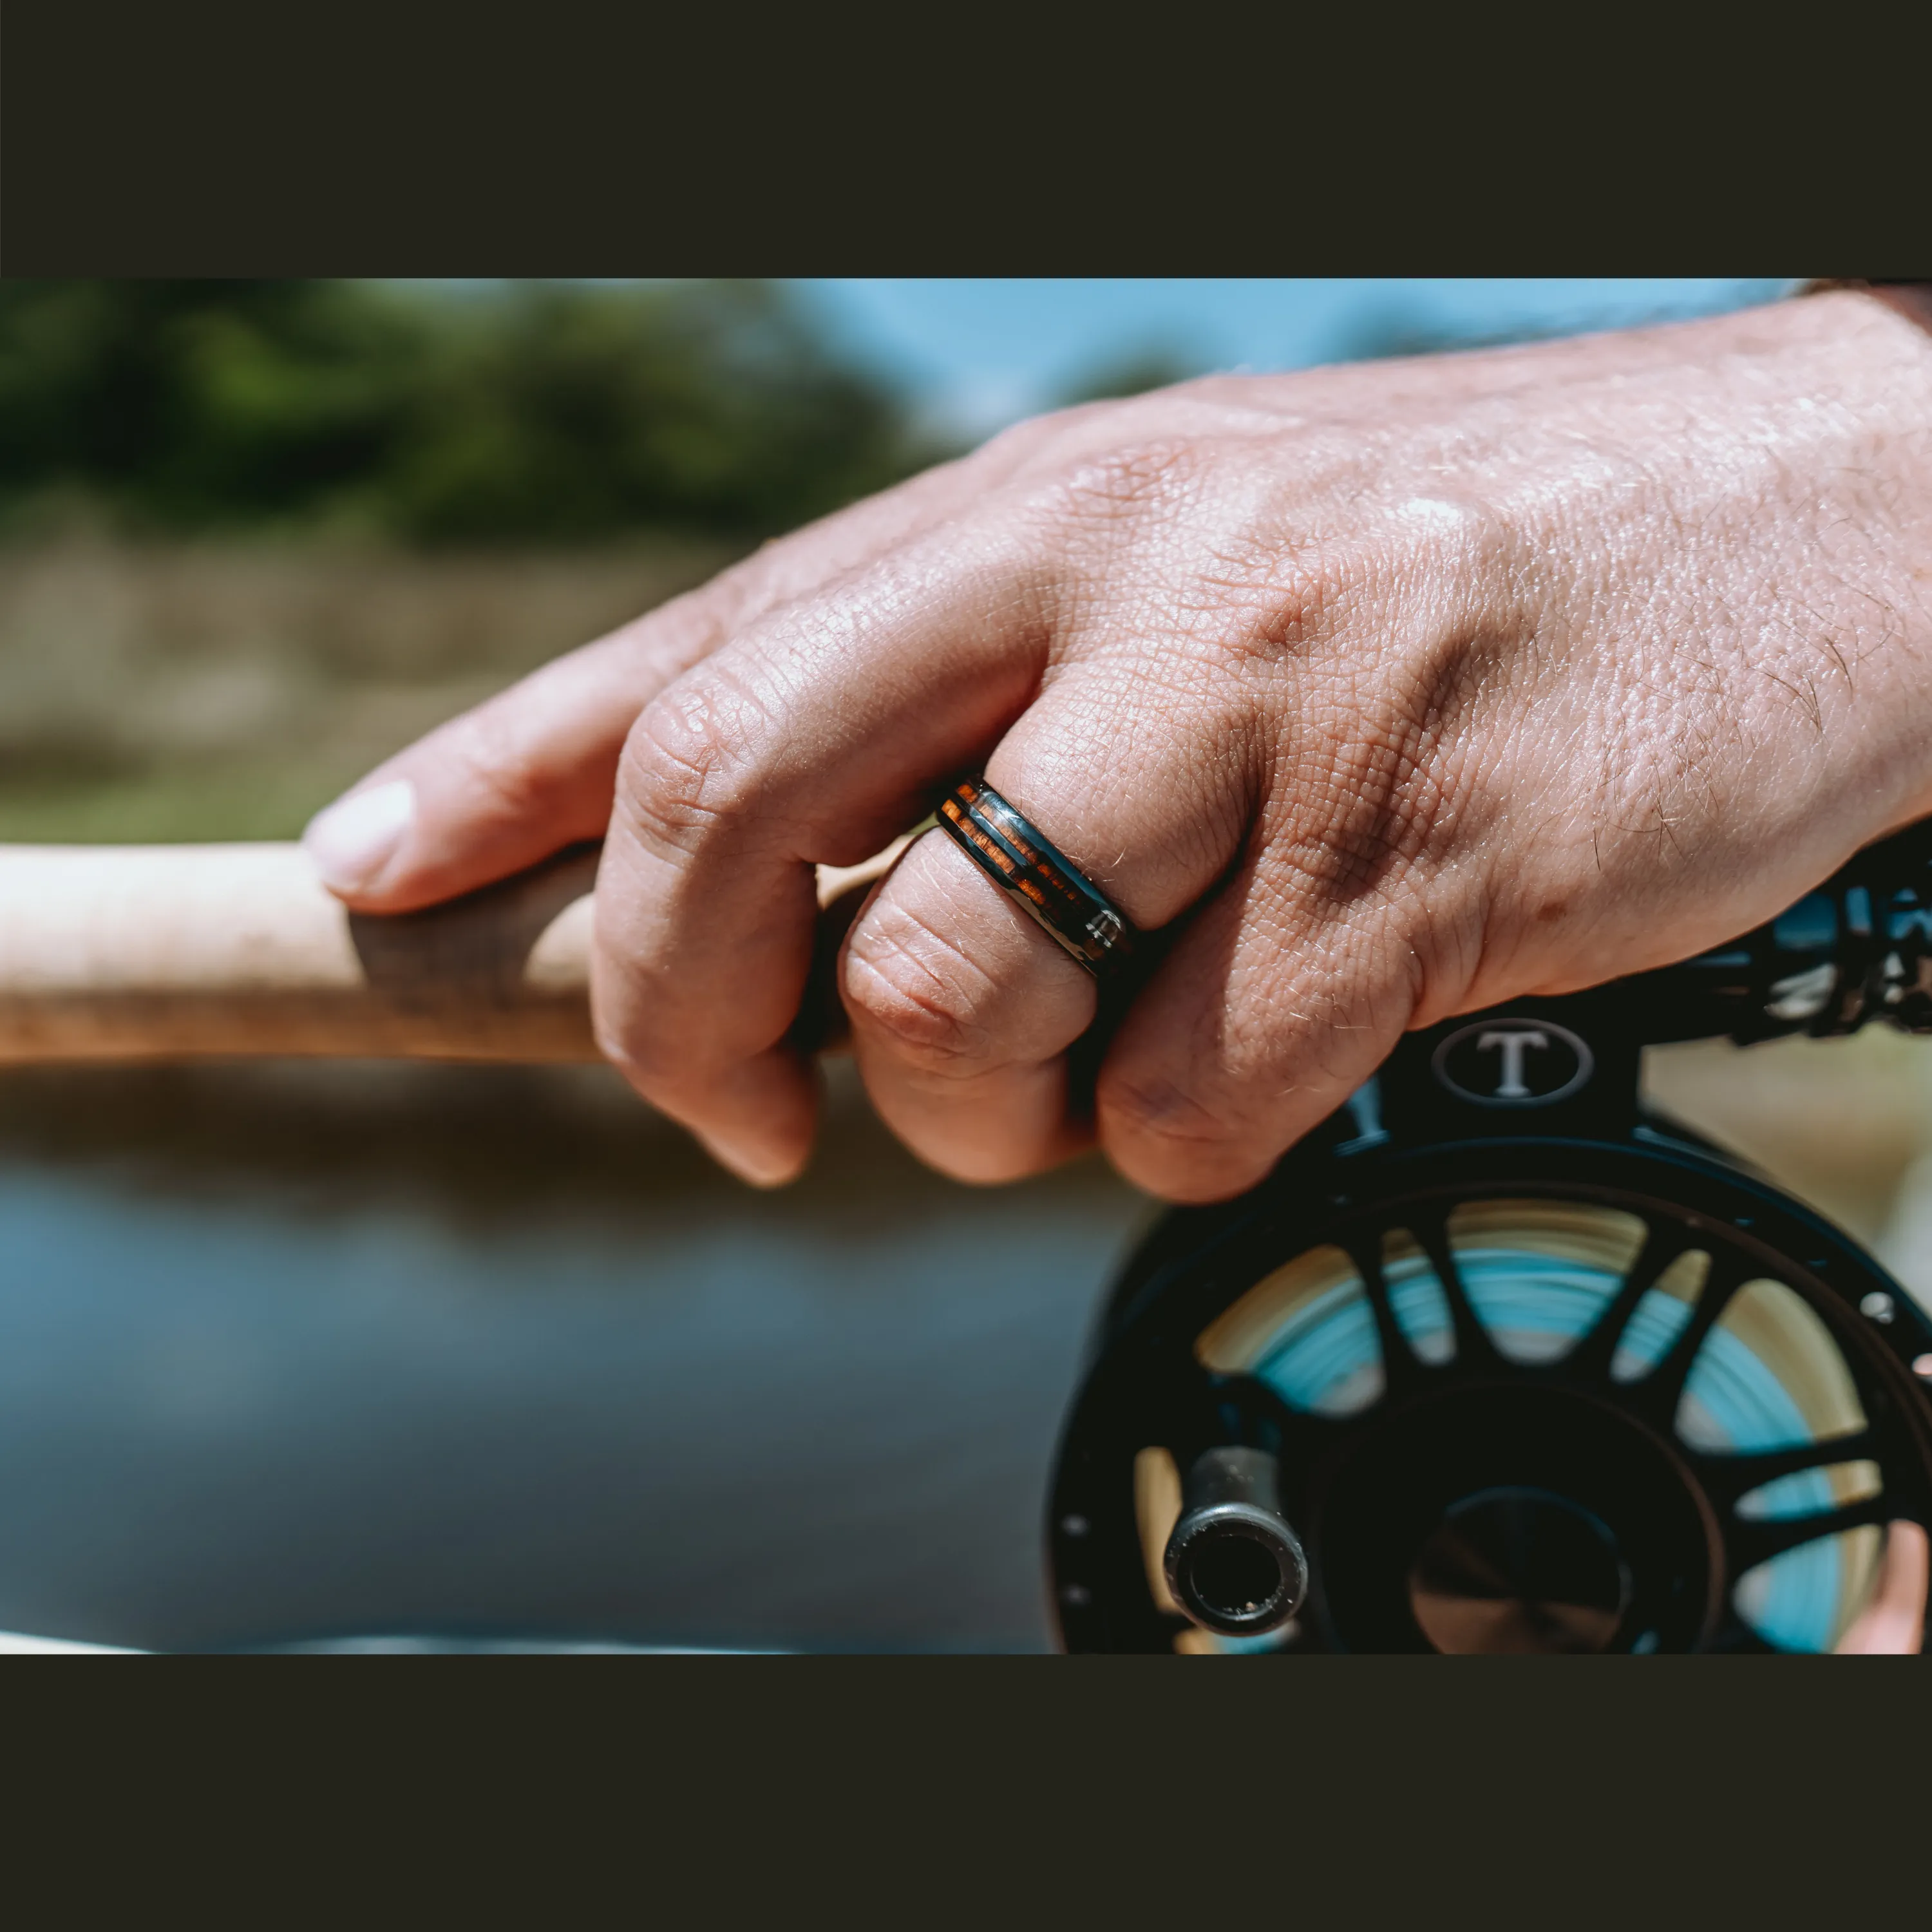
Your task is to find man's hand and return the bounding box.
[303,292,1932,1200]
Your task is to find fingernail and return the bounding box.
[303,779,415,893]
[697,1130,800,1189]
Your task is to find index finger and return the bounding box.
[302,444,1000,913]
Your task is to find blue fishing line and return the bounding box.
[1245,1242,1853,1651]
[1679,1326,1840,1652]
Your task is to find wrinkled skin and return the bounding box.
[308,289,1932,1204]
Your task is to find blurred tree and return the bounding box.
[383,281,927,543]
[0,280,939,544]
[0,280,420,527]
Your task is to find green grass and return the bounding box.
[0,759,384,844]
[0,533,734,842]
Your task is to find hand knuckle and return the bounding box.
[616,672,766,853]
[842,918,997,1074]
[1033,436,1213,540]
[1098,1068,1247,1153]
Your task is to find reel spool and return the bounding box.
[1051,828,1932,1653]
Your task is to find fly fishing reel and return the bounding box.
[1050,827,1932,1653]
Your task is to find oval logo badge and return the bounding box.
[1431,1018,1595,1108]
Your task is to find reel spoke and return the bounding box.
[1567,1218,1691,1384]
[1725,1495,1890,1575]
[1410,1211,1504,1372]
[1690,1431,1881,1506]
[1624,1253,1750,1423]
[1349,1235,1427,1389]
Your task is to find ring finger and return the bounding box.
[840,665,1254,1183]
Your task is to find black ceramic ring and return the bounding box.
[935,778,1138,980]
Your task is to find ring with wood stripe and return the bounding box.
[934,777,1139,980]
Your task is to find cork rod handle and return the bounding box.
[0,840,903,1065]
[0,842,602,1063]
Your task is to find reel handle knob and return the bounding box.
[1163,1447,1309,1638]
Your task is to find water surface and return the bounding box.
[0,1062,1148,1651]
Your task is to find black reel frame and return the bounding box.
[1050,826,1932,1654]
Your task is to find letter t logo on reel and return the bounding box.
[1432,1019,1596,1108]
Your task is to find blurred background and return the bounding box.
[8,275,1926,1652]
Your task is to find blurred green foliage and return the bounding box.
[0,280,1648,847]
[0,280,940,544]
[1054,343,1204,406]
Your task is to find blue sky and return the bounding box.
[793,279,1793,438]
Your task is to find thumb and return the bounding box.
[302,616,708,913]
